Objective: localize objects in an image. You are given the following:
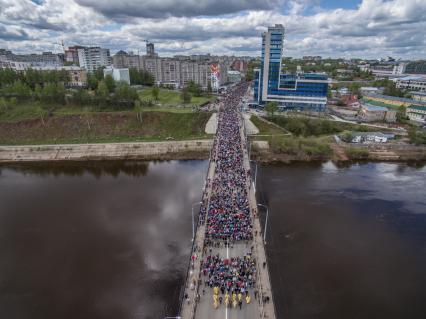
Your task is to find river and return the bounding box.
[0,160,425,318]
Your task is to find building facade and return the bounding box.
[112,51,142,70]
[396,75,426,92]
[411,91,426,102]
[404,61,426,75]
[65,46,85,65]
[78,47,111,73]
[0,49,63,68]
[103,67,130,84]
[406,105,426,123]
[253,24,328,110]
[358,103,396,123]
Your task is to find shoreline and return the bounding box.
[1,140,426,164]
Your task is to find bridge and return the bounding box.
[178,82,276,319]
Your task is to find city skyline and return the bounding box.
[0,0,426,59]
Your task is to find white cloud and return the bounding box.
[0,0,425,58]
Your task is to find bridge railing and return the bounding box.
[177,120,220,318]
[240,104,278,319]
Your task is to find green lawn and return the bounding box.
[250,115,288,136]
[0,111,213,145]
[139,88,214,107]
[0,100,210,123]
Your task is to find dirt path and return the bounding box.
[330,143,349,161]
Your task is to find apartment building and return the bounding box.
[78,47,111,73]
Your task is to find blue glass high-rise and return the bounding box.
[253,25,328,111]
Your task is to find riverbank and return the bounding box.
[1,138,425,163]
[0,140,213,163]
[0,111,211,145]
[252,142,426,163]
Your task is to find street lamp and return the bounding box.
[257,203,269,245]
[191,201,202,242]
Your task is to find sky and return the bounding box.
[0,0,425,59]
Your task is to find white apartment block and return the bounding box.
[78,47,111,73]
[396,76,426,92]
[140,56,213,89]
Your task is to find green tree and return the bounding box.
[396,105,407,123]
[0,68,18,88]
[104,74,116,93]
[141,70,154,86]
[327,86,332,98]
[151,86,160,100]
[340,131,354,142]
[408,126,426,145]
[349,82,361,95]
[23,68,43,89]
[246,60,261,81]
[71,89,91,106]
[94,67,105,82]
[40,82,65,105]
[87,73,99,90]
[129,67,142,85]
[96,80,109,99]
[181,88,192,104]
[265,101,279,116]
[187,81,202,97]
[2,80,31,100]
[37,105,48,126]
[114,82,138,101]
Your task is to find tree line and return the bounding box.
[0,68,139,110]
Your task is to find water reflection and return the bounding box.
[0,160,208,319]
[258,161,426,319]
[0,161,150,178]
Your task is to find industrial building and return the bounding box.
[253,24,328,110]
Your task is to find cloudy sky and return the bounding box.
[1,0,425,59]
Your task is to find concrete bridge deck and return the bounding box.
[179,89,276,319]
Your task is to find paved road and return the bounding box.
[195,243,260,319]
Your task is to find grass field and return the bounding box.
[0,111,213,145]
[139,88,214,107]
[250,115,288,136]
[0,99,211,123]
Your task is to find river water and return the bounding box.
[0,160,425,319]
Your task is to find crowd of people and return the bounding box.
[203,82,253,242]
[202,252,257,309]
[190,83,258,311]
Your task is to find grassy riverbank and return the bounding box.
[250,115,426,162]
[0,111,212,145]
